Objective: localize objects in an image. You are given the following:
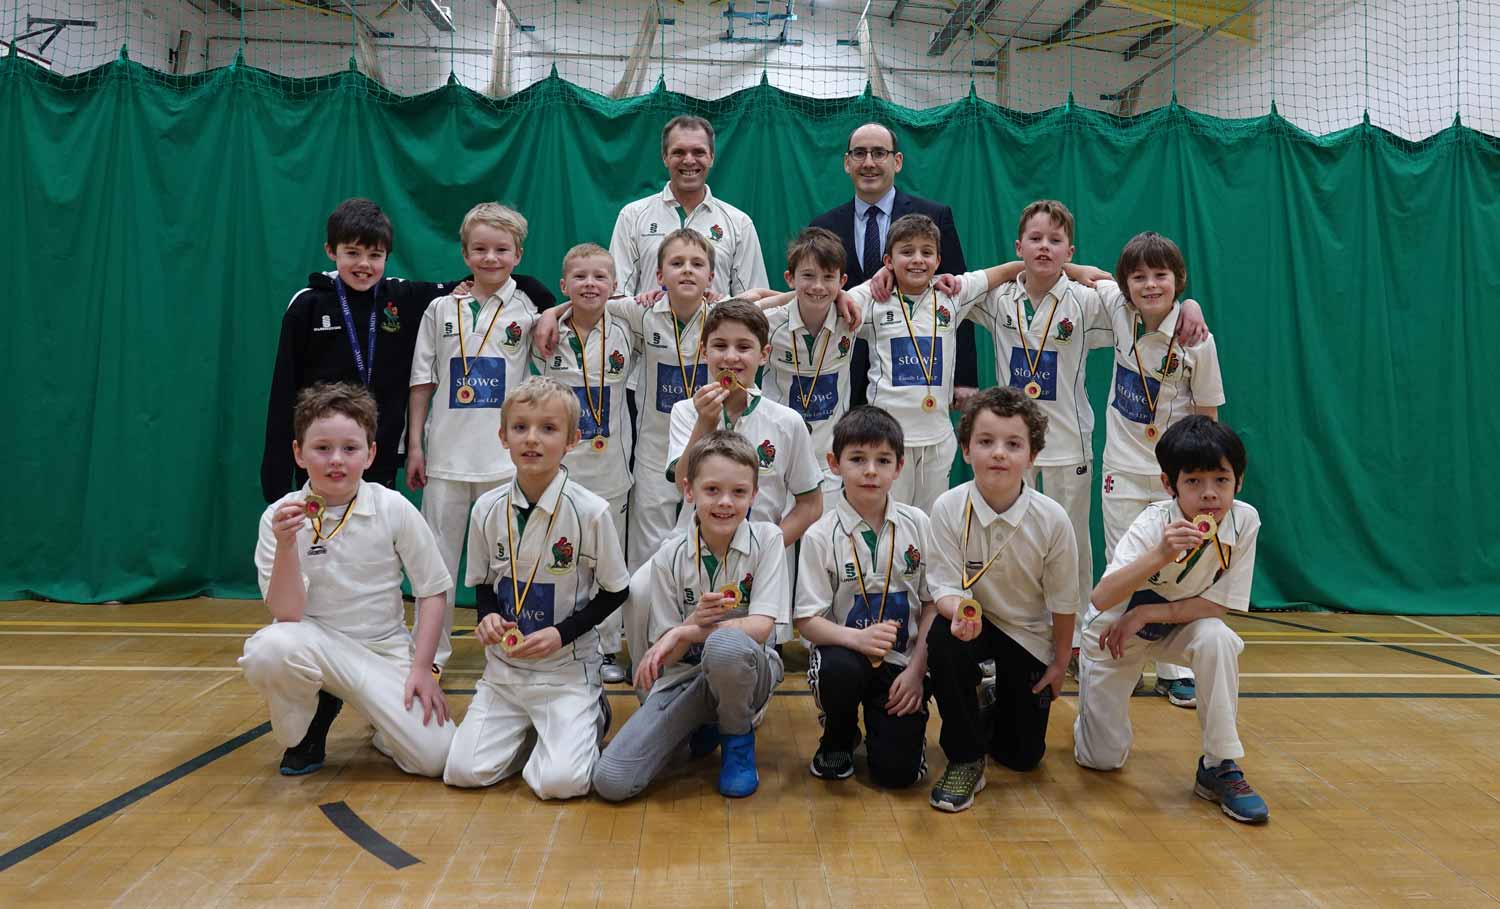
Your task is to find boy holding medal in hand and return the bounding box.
[408,203,544,671]
[444,377,631,799]
[593,432,792,801]
[795,406,936,787]
[1073,416,1267,823]
[241,383,455,778]
[924,387,1079,812]
[531,243,638,683]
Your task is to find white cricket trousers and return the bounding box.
[891,433,958,514]
[1101,468,1192,683]
[239,620,456,777]
[420,475,506,668]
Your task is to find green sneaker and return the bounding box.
[929,758,986,812]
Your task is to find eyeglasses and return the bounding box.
[845,147,895,162]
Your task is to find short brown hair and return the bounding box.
[661,115,715,156]
[786,226,846,274]
[657,227,714,270]
[885,213,941,256]
[1016,200,1075,245]
[294,382,378,445]
[501,376,581,441]
[957,386,1048,456]
[561,242,615,278]
[683,430,759,486]
[1114,231,1188,302]
[704,298,770,349]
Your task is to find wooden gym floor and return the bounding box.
[3,600,1500,907]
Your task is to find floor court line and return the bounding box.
[318,801,422,870]
[1243,613,1500,681]
[1397,615,1500,659]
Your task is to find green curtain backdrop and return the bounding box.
[3,56,1497,613]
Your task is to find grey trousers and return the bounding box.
[591,626,779,802]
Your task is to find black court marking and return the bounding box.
[444,687,1500,701]
[1243,613,1500,679]
[319,801,421,869]
[0,721,272,874]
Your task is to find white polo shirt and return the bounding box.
[256,481,452,646]
[410,280,539,481]
[609,297,715,474]
[644,518,790,695]
[530,309,638,500]
[927,481,1081,665]
[973,274,1121,467]
[795,494,933,667]
[666,393,822,526]
[465,470,631,686]
[608,184,769,298]
[1086,499,1259,629]
[1097,283,1226,476]
[763,297,859,487]
[851,271,990,446]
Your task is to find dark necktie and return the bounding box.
[862,205,881,276]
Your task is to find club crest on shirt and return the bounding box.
[547,536,575,574]
[903,544,921,574]
[737,573,753,602]
[709,224,724,242]
[1056,317,1074,342]
[756,439,776,470]
[936,304,952,327]
[609,350,626,373]
[837,335,851,358]
[381,302,401,333]
[1157,351,1182,377]
[504,321,523,347]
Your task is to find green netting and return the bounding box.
[3,1,1495,143]
[2,52,1497,613]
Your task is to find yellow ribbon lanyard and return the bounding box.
[504,480,565,624]
[574,315,608,432]
[1130,313,1178,431]
[896,285,939,391]
[960,495,1021,592]
[692,521,738,609]
[672,303,707,397]
[457,293,506,378]
[789,321,832,413]
[311,494,356,545]
[1174,527,1231,571]
[848,521,897,624]
[1014,293,1059,386]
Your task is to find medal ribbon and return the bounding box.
[1130,313,1178,429]
[457,292,506,378]
[1173,529,1231,576]
[790,320,833,413]
[672,302,708,398]
[896,286,938,391]
[333,277,378,386]
[960,495,1023,591]
[504,478,566,626]
[573,314,608,435]
[1014,294,1058,385]
[311,494,357,545]
[848,520,898,624]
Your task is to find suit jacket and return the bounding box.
[809,189,979,404]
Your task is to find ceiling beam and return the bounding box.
[1110,0,1255,42]
[1038,0,1103,46]
[1123,22,1174,60]
[927,0,1003,56]
[1018,19,1169,53]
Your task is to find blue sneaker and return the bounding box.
[718,731,759,798]
[1155,678,1198,708]
[1194,758,1269,824]
[689,723,721,759]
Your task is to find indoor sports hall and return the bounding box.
[3,1,1497,906]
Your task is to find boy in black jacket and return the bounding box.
[259,198,555,774]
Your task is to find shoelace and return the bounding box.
[1216,769,1256,796]
[943,763,983,790]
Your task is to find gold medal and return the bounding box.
[574,315,611,449]
[1130,313,1177,442]
[896,286,940,411]
[957,598,982,622]
[717,369,737,391]
[921,394,937,412]
[500,628,525,652]
[1144,423,1158,440]
[456,384,476,405]
[309,492,356,545]
[501,478,565,654]
[1015,296,1058,402]
[591,436,608,452]
[849,522,899,668]
[1191,513,1218,539]
[1024,381,1042,399]
[304,493,326,519]
[718,584,740,606]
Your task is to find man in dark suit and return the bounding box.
[809,122,979,408]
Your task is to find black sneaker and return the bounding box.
[929,758,986,812]
[809,745,855,780]
[280,690,342,776]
